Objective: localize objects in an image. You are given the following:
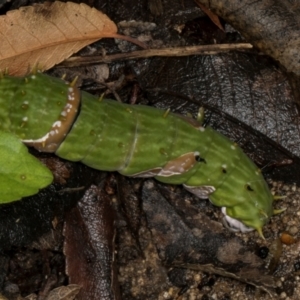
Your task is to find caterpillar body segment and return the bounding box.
[0,72,275,236]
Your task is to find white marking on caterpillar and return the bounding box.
[221,207,254,233]
[23,133,50,144]
[183,184,216,199]
[22,85,80,152]
[126,152,200,178]
[53,121,62,128]
[157,152,199,177]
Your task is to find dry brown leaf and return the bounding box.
[46,284,81,300]
[194,0,224,32]
[0,2,121,75]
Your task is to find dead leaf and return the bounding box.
[194,0,224,31]
[64,184,121,299]
[46,284,81,300]
[0,2,120,75]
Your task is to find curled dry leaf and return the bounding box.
[195,0,300,75]
[0,1,119,75]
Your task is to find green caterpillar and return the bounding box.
[0,72,278,238]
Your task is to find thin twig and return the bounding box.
[59,43,253,68]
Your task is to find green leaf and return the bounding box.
[0,131,53,203]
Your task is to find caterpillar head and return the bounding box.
[219,180,275,239]
[222,207,270,239]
